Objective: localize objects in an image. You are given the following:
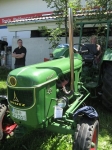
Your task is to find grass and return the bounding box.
[0,81,7,95]
[0,67,11,80]
[0,68,112,150]
[97,106,112,150]
[0,67,10,95]
[0,132,72,150]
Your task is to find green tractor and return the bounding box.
[3,9,112,150]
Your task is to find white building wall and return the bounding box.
[0,28,30,46]
[0,0,87,18]
[0,0,54,18]
[0,0,86,46]
[12,37,80,69]
[10,36,112,69]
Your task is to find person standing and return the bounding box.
[12,39,27,69]
[90,35,102,59]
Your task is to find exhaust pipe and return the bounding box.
[68,8,74,91]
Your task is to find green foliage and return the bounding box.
[0,130,72,150]
[80,0,112,20]
[0,67,10,94]
[0,67,11,80]
[42,0,112,49]
[46,28,63,49]
[97,105,112,150]
[69,0,81,13]
[41,0,69,49]
[38,26,64,49]
[0,80,7,95]
[40,134,72,150]
[41,0,82,49]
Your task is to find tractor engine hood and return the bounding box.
[7,53,82,88]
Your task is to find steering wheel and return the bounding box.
[73,43,89,54]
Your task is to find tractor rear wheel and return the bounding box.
[73,118,99,150]
[102,62,112,111]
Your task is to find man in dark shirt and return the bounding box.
[12,39,26,69]
[90,35,102,59]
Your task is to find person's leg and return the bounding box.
[15,65,18,69]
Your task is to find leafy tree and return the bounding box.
[41,0,80,49]
[85,0,112,20]
[42,0,112,49]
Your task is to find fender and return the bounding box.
[103,48,112,61]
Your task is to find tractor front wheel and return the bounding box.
[73,118,99,150]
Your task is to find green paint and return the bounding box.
[103,48,112,61]
[106,23,110,49]
[8,54,82,88]
[46,121,75,135]
[53,46,69,58]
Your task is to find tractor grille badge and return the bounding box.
[13,91,19,102]
[8,89,33,107]
[10,91,25,107]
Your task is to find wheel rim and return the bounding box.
[90,129,97,150]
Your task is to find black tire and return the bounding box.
[102,62,112,111]
[0,104,7,140]
[73,118,99,150]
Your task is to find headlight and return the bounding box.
[57,97,67,108]
[8,76,17,86]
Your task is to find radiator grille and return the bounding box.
[8,88,34,108]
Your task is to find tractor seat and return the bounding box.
[82,54,94,62]
[81,44,98,62]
